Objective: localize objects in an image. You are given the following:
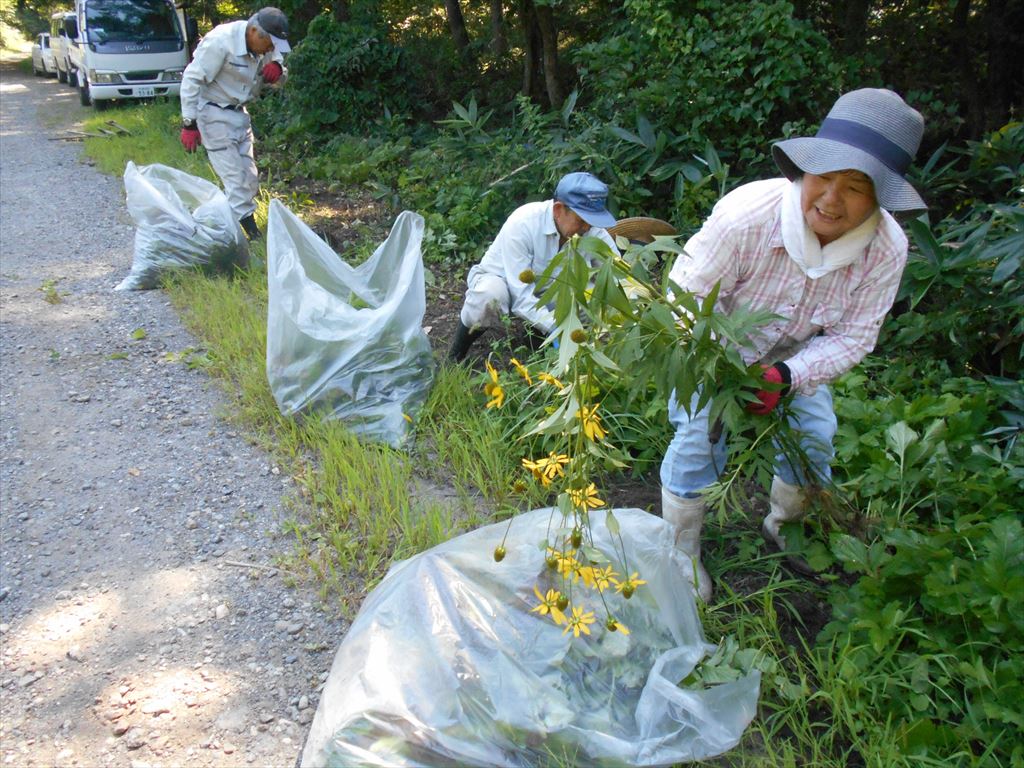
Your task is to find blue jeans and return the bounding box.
[659,387,837,498]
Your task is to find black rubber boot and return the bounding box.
[448,321,485,362]
[239,213,261,240]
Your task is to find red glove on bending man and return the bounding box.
[746,362,791,415]
[261,61,283,83]
[180,120,201,152]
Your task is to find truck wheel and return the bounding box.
[57,66,67,83]
[79,78,91,106]
[67,68,77,88]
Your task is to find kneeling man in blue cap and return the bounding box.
[449,172,619,361]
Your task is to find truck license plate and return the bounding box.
[136,86,155,97]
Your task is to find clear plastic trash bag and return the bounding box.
[116,162,248,291]
[266,202,435,448]
[300,507,761,767]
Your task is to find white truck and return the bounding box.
[67,0,197,109]
[50,11,77,84]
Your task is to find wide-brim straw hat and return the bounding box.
[772,88,926,212]
[607,216,678,244]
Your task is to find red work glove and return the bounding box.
[261,61,283,83]
[180,125,201,152]
[746,362,791,415]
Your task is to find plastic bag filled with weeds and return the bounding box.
[265,202,434,448]
[116,162,248,290]
[300,507,760,767]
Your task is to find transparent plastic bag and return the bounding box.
[116,162,248,291]
[266,202,434,448]
[301,507,760,767]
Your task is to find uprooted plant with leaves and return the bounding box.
[477,232,817,639]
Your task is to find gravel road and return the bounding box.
[1,62,344,767]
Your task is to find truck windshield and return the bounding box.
[85,0,181,44]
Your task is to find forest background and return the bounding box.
[3,0,1023,765]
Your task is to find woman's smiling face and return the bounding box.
[801,170,879,245]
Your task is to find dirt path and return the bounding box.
[1,61,343,767]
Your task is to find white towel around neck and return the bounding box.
[781,179,881,279]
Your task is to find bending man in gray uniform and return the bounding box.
[179,7,289,240]
[449,172,619,361]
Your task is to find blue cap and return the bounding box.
[553,172,616,229]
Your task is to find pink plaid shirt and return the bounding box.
[668,179,908,393]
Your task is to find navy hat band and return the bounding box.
[816,117,913,175]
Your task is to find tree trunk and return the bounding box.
[840,0,870,55]
[490,0,508,56]
[444,0,472,53]
[951,0,981,138]
[983,0,1024,134]
[518,0,543,101]
[534,2,563,108]
[333,0,350,23]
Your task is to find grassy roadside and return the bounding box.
[76,103,941,768]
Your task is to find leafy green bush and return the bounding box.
[815,363,1024,764]
[887,122,1024,378]
[574,0,854,174]
[256,15,411,142]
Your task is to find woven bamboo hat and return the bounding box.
[607,217,678,244]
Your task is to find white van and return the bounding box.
[50,11,77,84]
[67,0,196,109]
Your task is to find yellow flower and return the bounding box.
[484,360,505,409]
[563,605,596,638]
[531,585,567,626]
[592,565,619,592]
[606,617,631,635]
[521,452,570,487]
[578,404,607,442]
[537,372,565,391]
[577,565,596,589]
[509,358,532,386]
[613,572,648,598]
[568,483,605,511]
[548,547,579,580]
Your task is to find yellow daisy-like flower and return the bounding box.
[578,404,607,442]
[531,585,567,625]
[483,360,505,409]
[568,483,605,511]
[613,572,648,596]
[577,565,596,589]
[521,452,570,487]
[592,564,619,592]
[537,372,565,391]
[606,617,631,635]
[509,358,533,386]
[548,547,579,580]
[563,605,596,638]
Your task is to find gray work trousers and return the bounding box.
[198,103,258,220]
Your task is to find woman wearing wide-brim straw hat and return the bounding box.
[657,88,926,603]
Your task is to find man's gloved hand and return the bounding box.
[746,362,791,415]
[261,61,283,83]
[180,122,201,152]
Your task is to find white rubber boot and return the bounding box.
[661,487,712,602]
[763,476,813,575]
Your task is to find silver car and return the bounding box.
[31,33,57,77]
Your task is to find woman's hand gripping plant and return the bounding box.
[480,231,809,641]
